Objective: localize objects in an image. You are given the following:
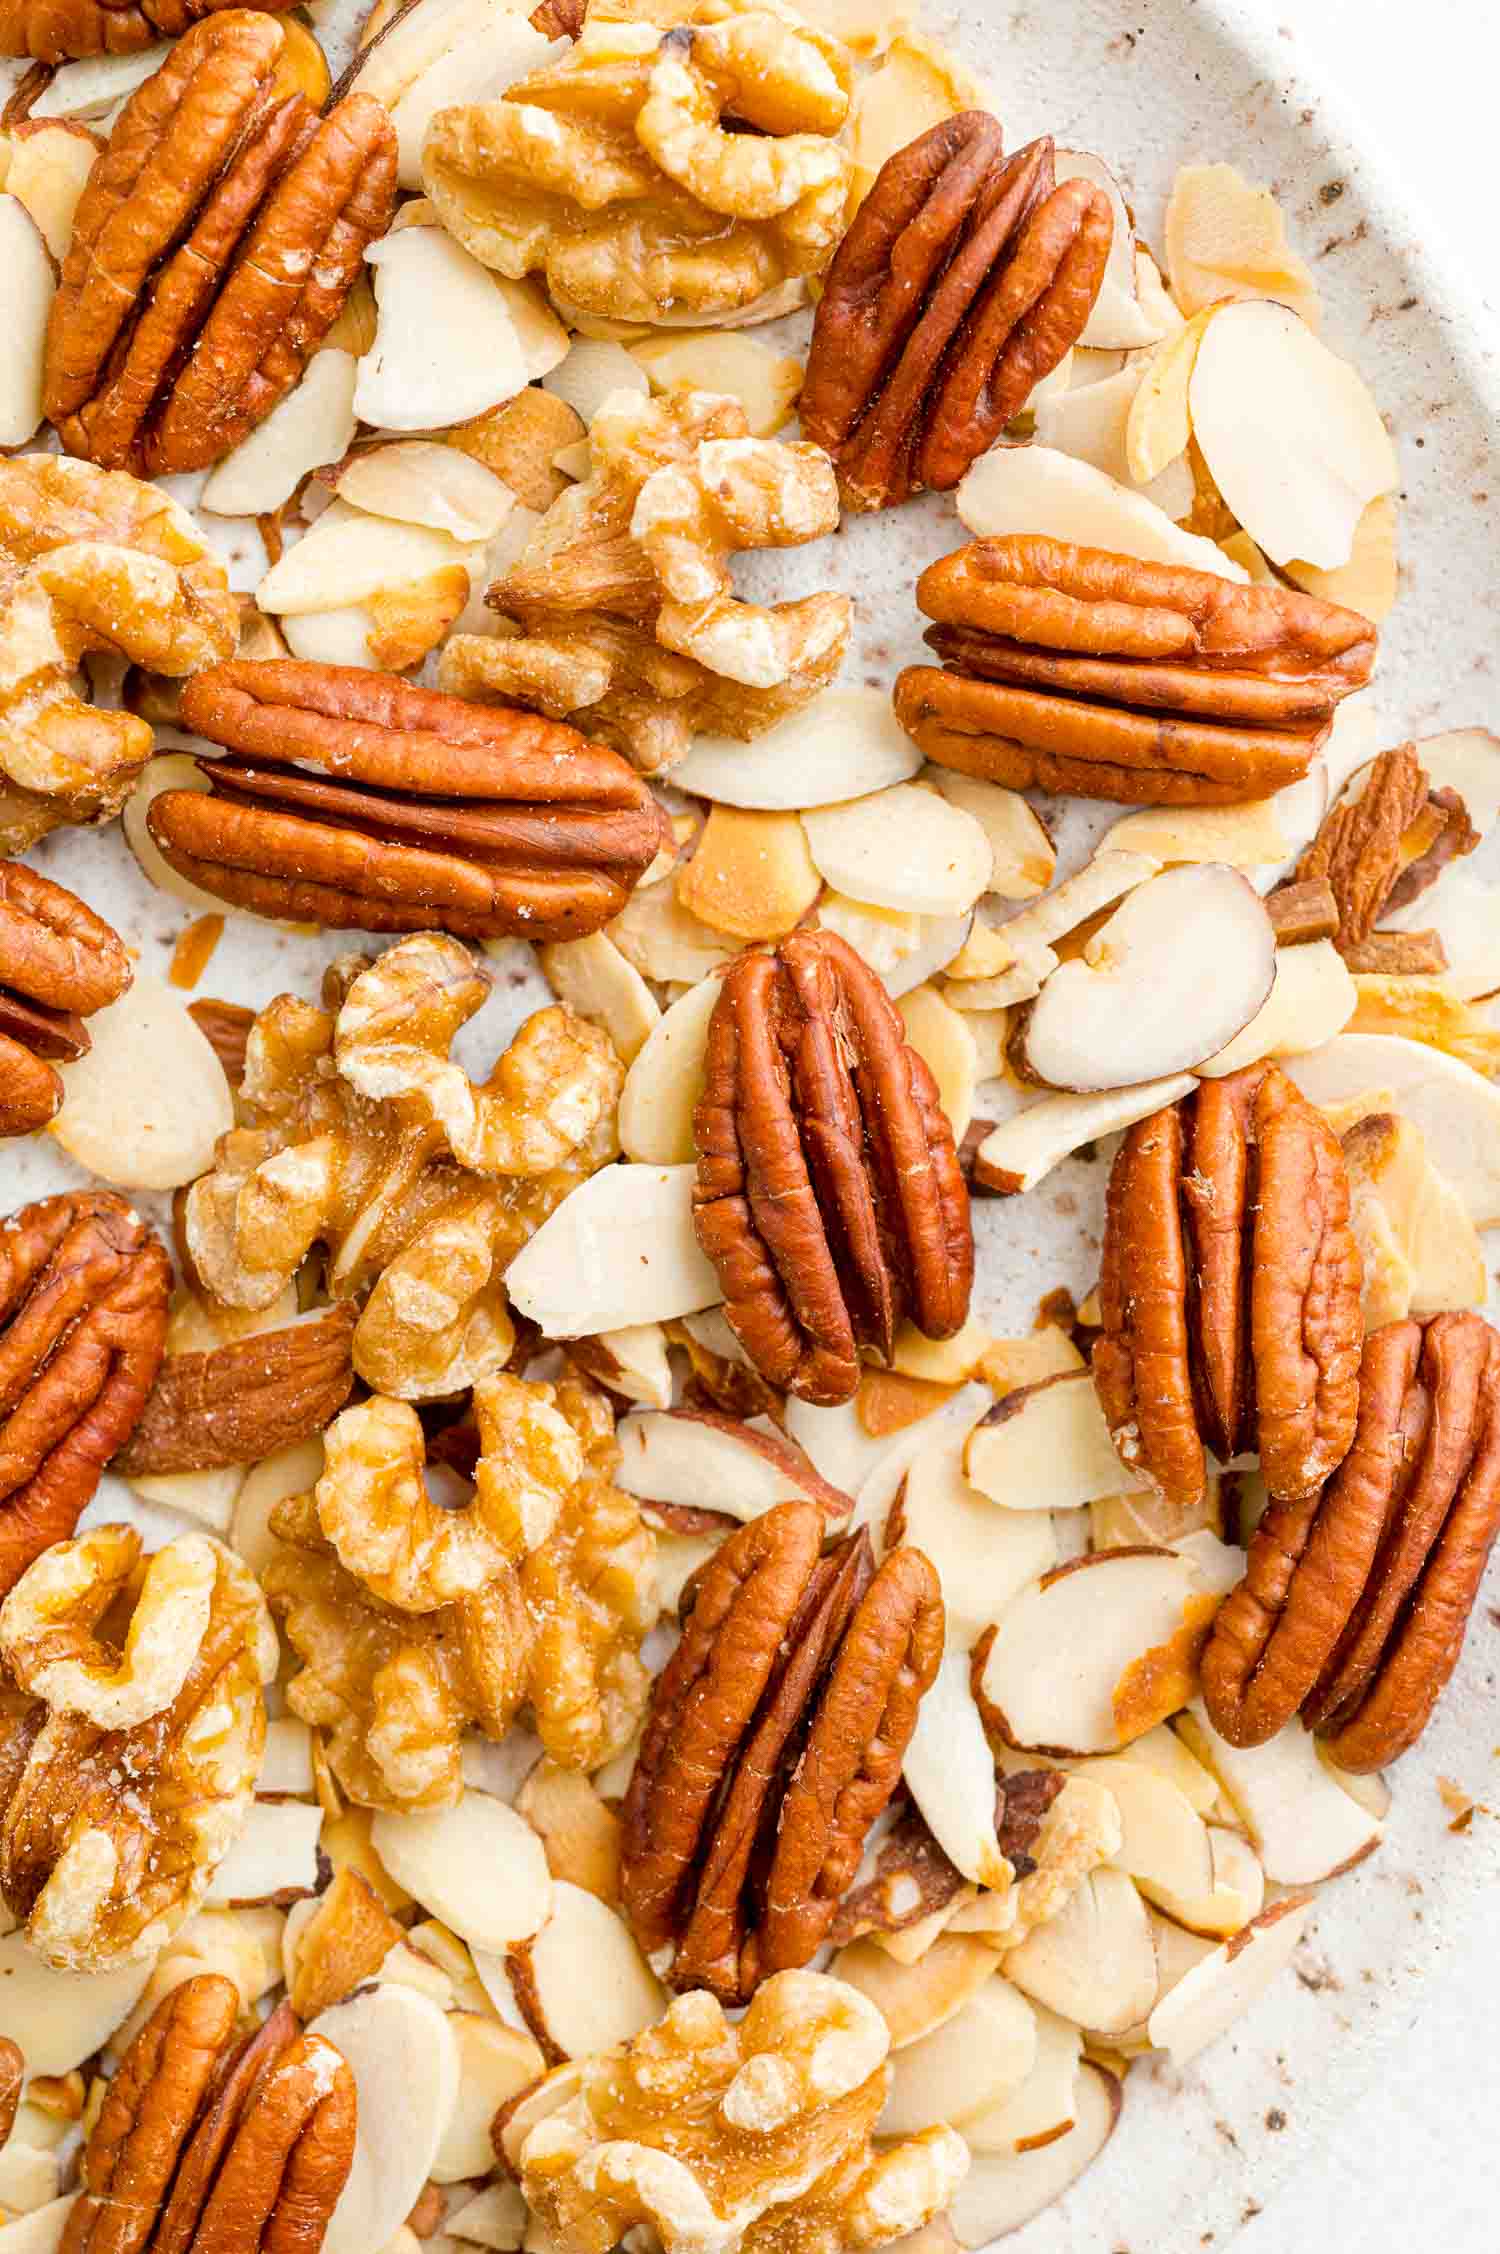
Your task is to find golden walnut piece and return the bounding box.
[181,931,623,1399]
[423,0,853,325]
[442,387,849,773]
[514,1971,967,2254]
[262,1369,658,1809]
[0,454,236,846]
[0,1525,277,1971]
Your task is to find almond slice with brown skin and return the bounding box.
[948,2061,1121,2245]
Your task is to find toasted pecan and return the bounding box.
[115,1305,356,1476]
[0,0,295,61]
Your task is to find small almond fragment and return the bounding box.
[516,1762,622,1904]
[289,1868,405,2021]
[834,1933,1002,2050]
[618,973,720,1165]
[447,388,584,510]
[337,443,516,542]
[51,977,233,1191]
[2,118,100,259]
[929,771,1055,900]
[1164,162,1320,327]
[432,2015,545,2182]
[201,351,359,519]
[675,807,822,940]
[539,932,660,1065]
[628,331,803,437]
[858,1369,957,1438]
[1284,492,1400,623]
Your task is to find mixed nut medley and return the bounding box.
[0,0,1496,2245]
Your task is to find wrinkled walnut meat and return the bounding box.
[0,1524,277,1969]
[0,1191,171,1599]
[63,1978,355,2254]
[1,0,295,59]
[0,862,131,1137]
[1094,1062,1363,1513]
[621,1500,942,2001]
[447,388,850,772]
[265,1369,657,1808]
[693,929,973,1405]
[181,932,622,1398]
[1202,1311,1500,1769]
[0,455,236,842]
[423,0,853,324]
[44,13,396,473]
[1285,739,1479,965]
[894,535,1378,805]
[516,1971,967,2254]
[803,116,1111,509]
[147,659,667,941]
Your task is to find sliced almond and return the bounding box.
[506,1162,722,1336]
[320,1807,413,1915]
[539,931,659,1068]
[502,1882,662,2063]
[0,2142,59,2216]
[803,783,991,917]
[1164,161,1319,327]
[230,1436,323,1578]
[1198,936,1356,1077]
[356,227,530,431]
[1284,491,1399,622]
[671,687,920,809]
[890,1313,996,1385]
[1188,299,1398,569]
[314,1986,459,2254]
[201,351,358,518]
[892,1414,1058,1650]
[1147,1892,1313,2066]
[1383,869,1500,1000]
[432,2015,546,2182]
[0,196,53,449]
[846,32,988,203]
[447,2182,529,2251]
[1401,725,1500,840]
[1102,794,1290,870]
[1046,149,1163,351]
[628,330,802,437]
[833,1932,1001,2050]
[494,2062,585,2175]
[929,770,1056,900]
[858,1369,955,1437]
[2,119,98,259]
[287,1867,403,2020]
[568,1321,673,1410]
[30,44,165,116]
[370,1796,551,1955]
[957,443,1247,576]
[0,2197,80,2252]
[880,1976,1037,2135]
[897,984,977,1141]
[1112,1722,1220,1817]
[542,340,649,426]
[969,1075,1198,1196]
[1288,1032,1500,1226]
[964,1371,1150,1513]
[1182,1699,1381,1884]
[1067,1753,1215,1925]
[607,879,737,985]
[949,2061,1120,2247]
[676,805,822,940]
[335,442,515,541]
[258,1717,315,1798]
[616,1408,849,1524]
[387,13,558,190]
[279,607,382,668]
[901,1651,1010,1888]
[516,1762,621,1904]
[1017,864,1274,1090]
[204,1799,322,1908]
[945,848,1161,996]
[0,1931,153,2078]
[1316,1746,1392,1822]
[618,973,720,1164]
[976,1329,1084,1393]
[1035,359,1195,520]
[52,976,233,1191]
[783,1395,908,1500]
[258,497,480,617]
[975,1551,1219,1755]
[817,897,973,998]
[1342,1108,1486,1327]
[962,2004,1083,2155]
[1002,1866,1157,2035]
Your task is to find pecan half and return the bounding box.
[1202,1313,1500,1768]
[0,0,295,61]
[1288,739,1480,954]
[44,15,395,472]
[693,929,973,1406]
[0,1192,171,1597]
[63,1979,356,2254]
[0,861,132,1138]
[115,1304,356,1476]
[621,1501,943,2001]
[894,535,1377,804]
[803,117,1111,509]
[147,659,667,941]
[1094,1064,1363,1514]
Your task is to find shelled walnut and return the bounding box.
[180,932,623,1398]
[264,1369,657,1808]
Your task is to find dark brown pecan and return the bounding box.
[622,1505,942,2002]
[44,15,394,473]
[0,861,132,1137]
[1094,1064,1363,1514]
[692,929,973,1406]
[0,1192,171,1597]
[0,0,295,61]
[63,1981,356,2254]
[894,536,1377,805]
[146,658,668,942]
[1292,740,1480,953]
[115,1305,356,1475]
[802,117,1111,509]
[994,1765,1066,1878]
[1203,1313,1500,1769]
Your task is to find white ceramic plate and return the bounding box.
[4,2,1498,2249]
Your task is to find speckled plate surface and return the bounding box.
[4,1,1499,2248]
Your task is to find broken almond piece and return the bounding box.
[1163,163,1319,327]
[503,1883,663,2063]
[1102,797,1290,869]
[974,1551,1219,1755]
[1066,1754,1216,1926]
[671,688,921,810]
[289,1868,404,2021]
[1181,1700,1381,1885]
[1147,1892,1313,2066]
[1285,492,1399,623]
[675,807,822,940]
[1003,1866,1157,2034]
[858,1369,957,1437]
[540,931,660,1067]
[1288,1033,1500,1227]
[964,1371,1151,1513]
[1347,973,1500,1075]
[1054,149,1166,352]
[880,1975,1038,2135]
[846,32,989,203]
[803,783,992,917]
[898,983,978,1140]
[902,1652,1010,1887]
[835,1933,1009,2050]
[1341,1109,1486,1326]
[516,1762,621,1904]
[201,353,359,520]
[628,331,803,437]
[1,119,100,261]
[970,1075,1198,1196]
[335,443,515,542]
[615,1409,850,1524]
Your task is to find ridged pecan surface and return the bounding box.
[0,861,132,1137]
[1094,1064,1363,1514]
[0,1192,170,1597]
[803,116,1111,508]
[148,659,667,941]
[693,928,973,1405]
[44,13,395,472]
[1203,1312,1500,1768]
[1,0,294,61]
[621,1501,943,2000]
[894,535,1377,804]
[1287,738,1479,958]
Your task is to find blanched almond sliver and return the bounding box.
[898,984,978,1140]
[52,976,233,1192]
[628,330,803,438]
[1284,492,1399,623]
[676,806,822,939]
[671,687,921,810]
[505,1163,723,1335]
[618,973,719,1164]
[803,784,990,917]
[336,443,515,542]
[3,119,100,260]
[314,1986,459,2254]
[370,1797,551,1956]
[201,350,357,519]
[928,771,1055,899]
[258,500,481,616]
[1164,162,1320,328]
